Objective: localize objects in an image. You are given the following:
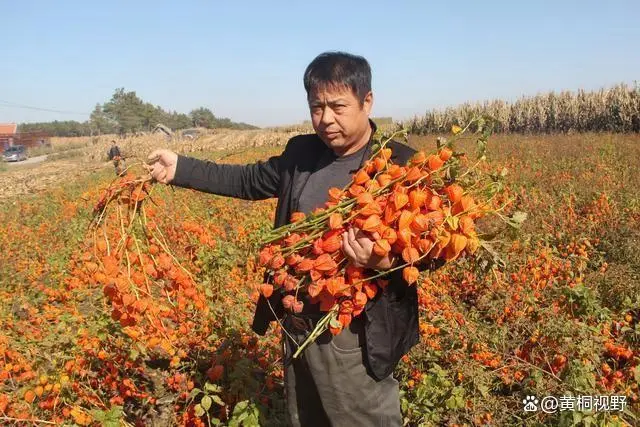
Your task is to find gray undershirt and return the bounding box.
[297,145,368,215]
[295,144,368,315]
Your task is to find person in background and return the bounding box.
[108,140,124,175]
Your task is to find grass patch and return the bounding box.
[45,149,85,162]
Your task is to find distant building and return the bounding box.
[0,123,17,151]
[0,123,50,152]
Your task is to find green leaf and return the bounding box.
[445,395,457,409]
[444,387,465,410]
[108,406,123,418]
[446,215,459,231]
[201,395,212,411]
[90,411,105,422]
[212,394,225,406]
[633,365,640,383]
[194,404,205,418]
[229,400,261,426]
[204,382,221,393]
[233,400,248,412]
[90,405,123,426]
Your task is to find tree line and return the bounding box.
[19,88,258,137]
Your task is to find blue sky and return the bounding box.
[2,0,639,127]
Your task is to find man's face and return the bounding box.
[308,85,373,156]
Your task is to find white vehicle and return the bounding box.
[2,145,28,162]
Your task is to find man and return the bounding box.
[147,51,424,426]
[108,140,121,160]
[108,140,124,175]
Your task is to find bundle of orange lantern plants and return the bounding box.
[257,120,519,356]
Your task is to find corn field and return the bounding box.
[402,82,640,134]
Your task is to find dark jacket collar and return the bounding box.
[360,119,379,167]
[289,119,379,213]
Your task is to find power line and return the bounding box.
[0,99,87,116]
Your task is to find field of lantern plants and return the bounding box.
[0,123,639,427]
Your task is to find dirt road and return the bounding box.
[5,155,49,166]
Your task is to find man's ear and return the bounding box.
[362,91,373,114]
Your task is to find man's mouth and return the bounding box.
[323,131,340,139]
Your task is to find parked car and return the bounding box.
[180,128,204,140]
[2,145,28,162]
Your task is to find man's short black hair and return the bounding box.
[303,51,372,105]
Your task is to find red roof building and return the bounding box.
[0,123,17,150]
[0,123,17,135]
[0,123,50,152]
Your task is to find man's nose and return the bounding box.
[320,107,335,125]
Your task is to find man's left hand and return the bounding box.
[342,227,394,270]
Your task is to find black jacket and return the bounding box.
[171,121,421,380]
[109,145,121,160]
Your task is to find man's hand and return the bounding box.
[145,149,178,184]
[342,227,394,270]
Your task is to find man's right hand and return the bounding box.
[146,149,178,184]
